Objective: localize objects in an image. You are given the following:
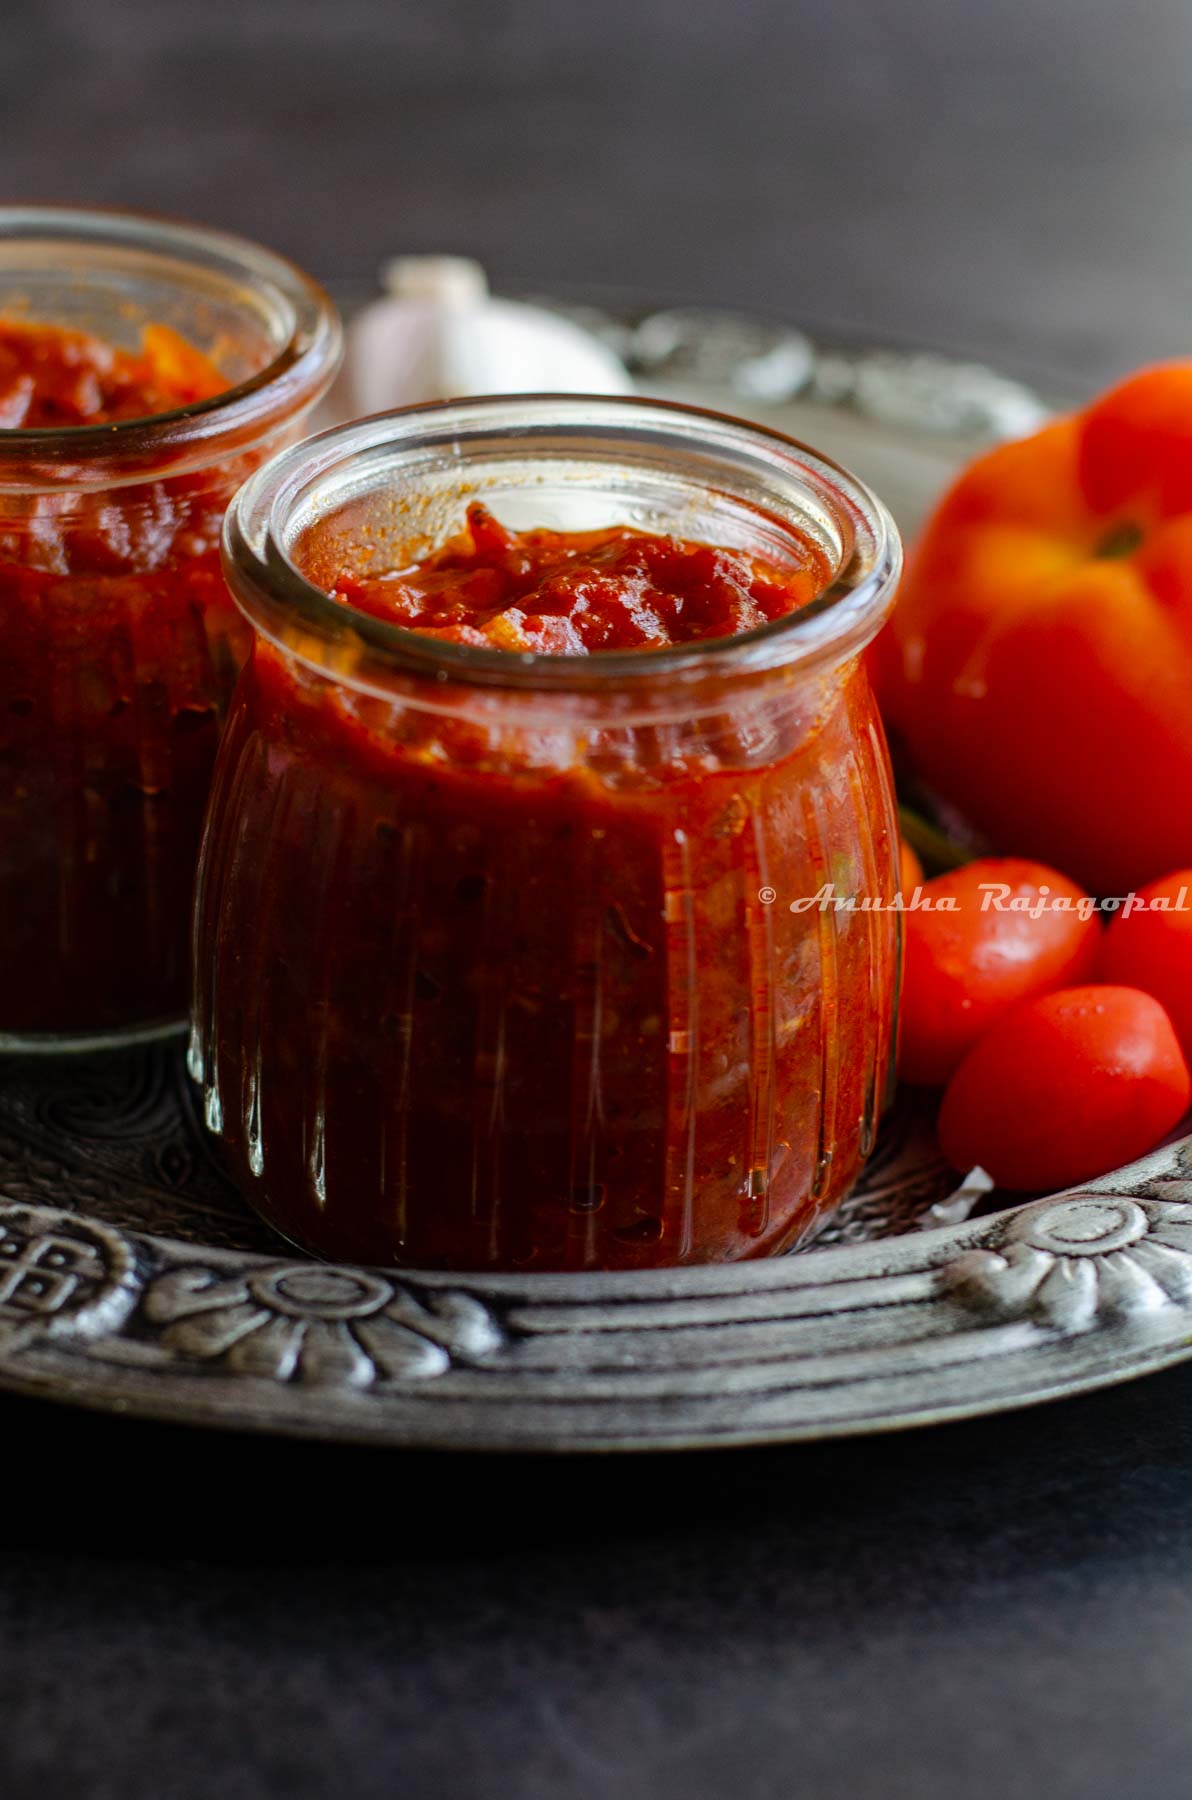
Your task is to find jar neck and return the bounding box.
[0,207,342,491]
[222,395,902,723]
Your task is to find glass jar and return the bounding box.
[198,396,903,1271]
[0,206,341,1049]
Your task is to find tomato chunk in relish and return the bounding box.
[333,502,832,653]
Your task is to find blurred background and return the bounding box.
[5,0,1192,387]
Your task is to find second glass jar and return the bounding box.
[0,207,341,1049]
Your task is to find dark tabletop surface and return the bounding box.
[6,1,1192,1794]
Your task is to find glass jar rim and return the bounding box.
[0,205,342,478]
[223,392,902,698]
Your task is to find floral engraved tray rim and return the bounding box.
[3,1041,1192,1453]
[6,306,1180,1453]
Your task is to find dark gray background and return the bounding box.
[6,2,1192,1795]
[7,0,1192,384]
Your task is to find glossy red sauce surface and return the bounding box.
[0,319,248,1039]
[335,502,832,652]
[196,510,898,1271]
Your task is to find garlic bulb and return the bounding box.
[331,256,633,418]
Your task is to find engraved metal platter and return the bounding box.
[6,297,1190,1452]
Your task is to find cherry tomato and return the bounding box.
[1100,868,1192,1063]
[938,985,1190,1191]
[899,857,1101,1086]
[899,839,924,895]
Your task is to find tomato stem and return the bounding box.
[1094,520,1144,559]
[898,805,972,873]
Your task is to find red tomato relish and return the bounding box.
[196,501,899,1271]
[0,318,248,1039]
[334,502,832,652]
[0,318,226,428]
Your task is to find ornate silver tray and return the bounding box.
[6,301,1188,1452]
